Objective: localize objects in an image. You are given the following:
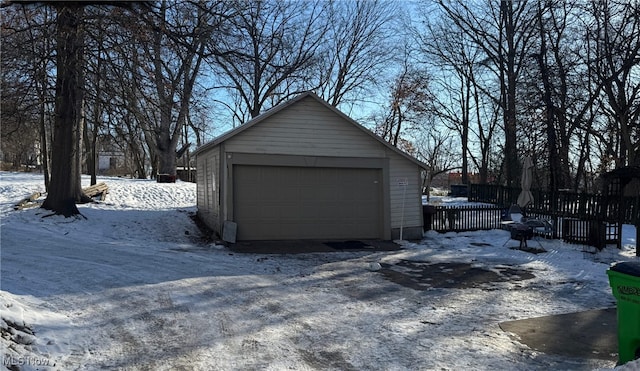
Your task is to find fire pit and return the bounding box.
[508,223,534,249]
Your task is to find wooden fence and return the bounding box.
[431,183,640,250]
[423,204,618,250]
[468,184,639,224]
[560,218,619,249]
[424,205,504,233]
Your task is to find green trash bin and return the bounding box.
[607,261,640,365]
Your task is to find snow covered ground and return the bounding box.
[1,171,638,370]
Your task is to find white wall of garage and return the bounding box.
[195,92,426,241]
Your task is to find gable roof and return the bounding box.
[193,92,427,169]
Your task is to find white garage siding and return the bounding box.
[223,97,386,158]
[388,158,423,232]
[194,93,426,240]
[223,96,423,239]
[196,147,221,233]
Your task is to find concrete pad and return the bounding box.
[500,308,618,361]
[228,239,401,254]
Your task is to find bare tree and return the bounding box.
[524,0,640,191]
[2,1,147,216]
[39,3,91,215]
[1,5,56,185]
[211,0,327,122]
[415,127,460,202]
[97,8,156,179]
[82,6,109,185]
[530,0,579,191]
[373,58,431,155]
[587,0,640,167]
[315,0,398,108]
[415,13,499,185]
[125,0,226,179]
[434,0,537,186]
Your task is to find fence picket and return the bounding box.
[461,184,639,249]
[468,184,639,224]
[424,204,505,233]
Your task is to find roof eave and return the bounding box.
[193,92,429,171]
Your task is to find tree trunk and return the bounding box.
[41,5,90,216]
[535,3,560,192]
[461,75,471,185]
[502,0,519,187]
[82,95,98,185]
[85,24,102,186]
[89,131,97,185]
[38,67,50,192]
[156,132,177,176]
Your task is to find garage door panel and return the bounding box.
[234,165,382,240]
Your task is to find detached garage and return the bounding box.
[194,92,426,241]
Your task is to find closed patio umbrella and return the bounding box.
[517,156,534,209]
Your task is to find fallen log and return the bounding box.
[83,182,108,201]
[14,192,42,210]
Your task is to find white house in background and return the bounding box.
[193,92,427,242]
[98,151,125,173]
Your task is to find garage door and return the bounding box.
[233,165,382,240]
